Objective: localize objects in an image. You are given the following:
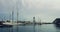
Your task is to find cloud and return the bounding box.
[0,0,60,22]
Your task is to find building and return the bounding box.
[53,18,60,25]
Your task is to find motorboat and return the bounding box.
[0,22,12,27]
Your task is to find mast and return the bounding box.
[16,0,19,32]
[40,18,41,24]
[11,6,14,32]
[16,0,19,23]
[39,17,42,25]
[2,16,3,21]
[38,16,42,25]
[16,7,19,25]
[12,10,14,24]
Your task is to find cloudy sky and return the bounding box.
[0,0,60,22]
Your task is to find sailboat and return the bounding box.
[0,9,13,27]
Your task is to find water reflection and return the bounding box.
[54,24,60,29]
[33,24,35,32]
[0,24,60,32]
[54,24,60,32]
[0,26,12,32]
[0,26,12,28]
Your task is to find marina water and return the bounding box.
[0,24,60,32]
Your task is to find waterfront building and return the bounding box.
[53,18,60,25]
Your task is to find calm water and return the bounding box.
[0,24,60,32]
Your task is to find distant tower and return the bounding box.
[33,17,35,24]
